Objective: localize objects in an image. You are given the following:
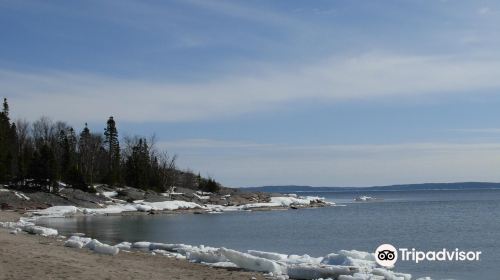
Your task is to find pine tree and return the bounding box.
[2,98,9,117]
[29,143,57,190]
[0,98,16,183]
[104,116,120,185]
[125,138,151,189]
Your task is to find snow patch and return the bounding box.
[101,191,118,198]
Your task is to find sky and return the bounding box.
[2,0,500,187]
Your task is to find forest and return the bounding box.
[0,98,220,193]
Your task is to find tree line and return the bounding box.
[0,98,220,193]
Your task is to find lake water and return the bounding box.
[37,189,500,280]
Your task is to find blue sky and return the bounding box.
[3,0,500,187]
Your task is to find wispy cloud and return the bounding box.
[5,52,500,123]
[450,128,500,133]
[162,139,500,187]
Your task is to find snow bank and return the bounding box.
[33,206,80,217]
[101,191,118,198]
[139,201,201,211]
[82,204,138,215]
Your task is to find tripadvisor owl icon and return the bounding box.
[375,244,398,267]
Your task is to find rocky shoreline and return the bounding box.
[0,184,331,216]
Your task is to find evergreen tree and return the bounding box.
[0,98,16,183]
[104,116,120,185]
[0,98,221,192]
[58,128,78,182]
[29,143,57,190]
[2,98,9,117]
[125,138,150,189]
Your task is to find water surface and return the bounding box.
[38,189,500,280]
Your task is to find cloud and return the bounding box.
[450,128,500,133]
[478,7,492,15]
[160,139,500,187]
[4,52,500,123]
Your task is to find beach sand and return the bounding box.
[0,211,265,280]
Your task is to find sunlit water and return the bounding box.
[37,189,500,280]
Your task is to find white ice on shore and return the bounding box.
[64,236,119,255]
[139,201,201,211]
[221,247,286,274]
[0,219,58,236]
[28,194,329,218]
[1,215,431,280]
[2,192,423,279]
[34,206,80,217]
[132,241,152,249]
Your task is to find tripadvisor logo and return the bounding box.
[375,244,398,267]
[375,244,481,267]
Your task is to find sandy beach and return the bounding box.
[0,211,265,280]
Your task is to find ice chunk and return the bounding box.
[114,242,132,250]
[220,247,285,274]
[1,220,58,236]
[65,239,84,248]
[186,247,227,263]
[133,241,152,249]
[322,250,376,273]
[149,242,178,251]
[94,243,120,255]
[22,225,58,236]
[286,254,323,265]
[247,250,288,262]
[64,236,92,249]
[85,239,103,250]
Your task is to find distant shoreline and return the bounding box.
[242,182,500,193]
